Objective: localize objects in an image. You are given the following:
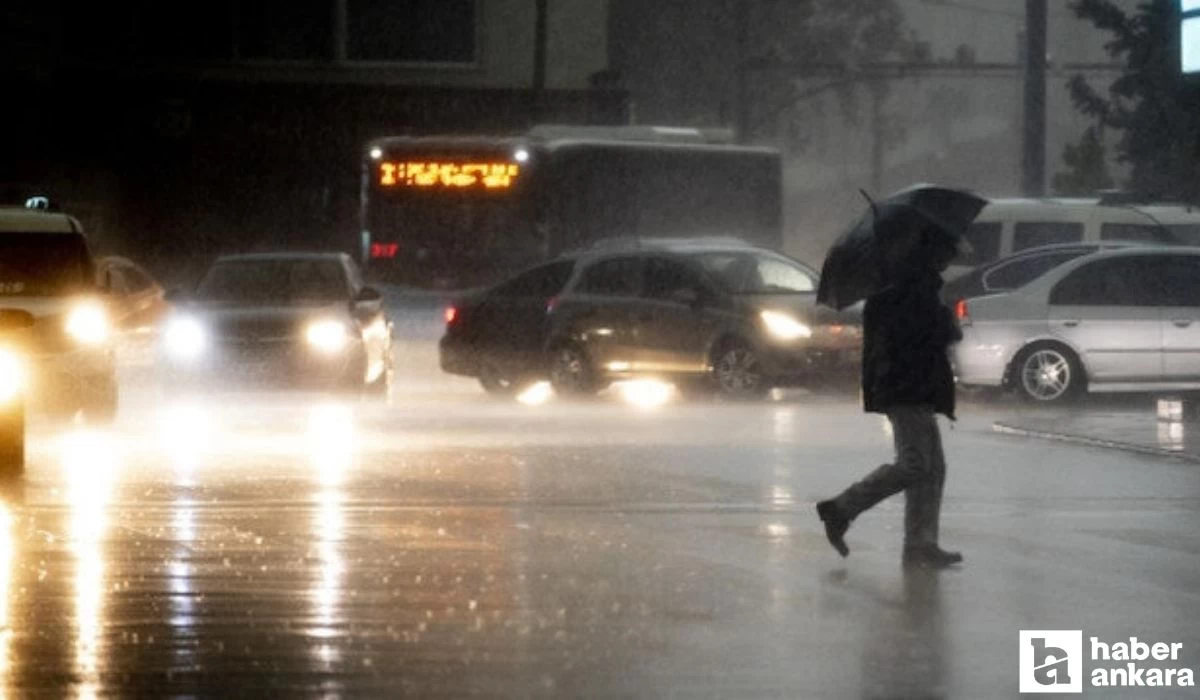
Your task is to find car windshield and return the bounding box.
[0,232,91,296]
[688,251,816,294]
[195,259,349,304]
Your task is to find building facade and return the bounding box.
[3,0,620,275]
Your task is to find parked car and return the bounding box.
[941,241,1146,305]
[160,252,393,393]
[441,238,862,399]
[948,196,1200,279]
[0,200,118,422]
[954,246,1200,402]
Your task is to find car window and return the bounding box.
[957,222,1002,266]
[688,252,815,294]
[102,265,130,296]
[196,259,350,304]
[577,257,643,297]
[1013,222,1084,252]
[1100,223,1170,243]
[1167,224,1200,245]
[982,251,1088,292]
[1159,256,1200,306]
[492,261,576,298]
[1049,257,1162,306]
[119,263,155,293]
[643,258,710,301]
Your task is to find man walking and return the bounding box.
[816,229,963,569]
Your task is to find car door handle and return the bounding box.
[1172,319,1194,328]
[1061,320,1080,328]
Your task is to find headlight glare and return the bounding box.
[306,320,349,354]
[65,303,110,345]
[760,310,812,340]
[164,318,207,361]
[0,350,25,403]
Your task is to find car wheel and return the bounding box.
[711,340,768,399]
[1013,343,1084,404]
[549,344,598,397]
[0,401,24,473]
[478,364,525,397]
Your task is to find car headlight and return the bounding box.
[164,318,207,361]
[65,302,110,345]
[306,320,349,354]
[0,350,25,404]
[760,310,812,341]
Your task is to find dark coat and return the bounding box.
[861,271,961,419]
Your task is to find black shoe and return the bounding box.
[816,500,850,557]
[903,545,963,569]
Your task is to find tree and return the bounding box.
[738,0,918,149]
[1052,126,1114,196]
[1067,0,1200,201]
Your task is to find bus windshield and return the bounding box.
[367,192,537,287]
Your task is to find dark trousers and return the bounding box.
[833,404,946,548]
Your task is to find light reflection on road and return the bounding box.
[61,429,121,700]
[307,402,354,670]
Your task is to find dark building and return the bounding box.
[2,1,625,279]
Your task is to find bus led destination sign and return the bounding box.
[378,161,521,190]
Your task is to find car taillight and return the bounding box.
[444,306,458,325]
[954,298,968,322]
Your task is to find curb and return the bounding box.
[991,421,1200,464]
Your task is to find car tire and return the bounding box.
[711,339,769,400]
[1011,343,1084,404]
[0,401,24,473]
[478,364,528,398]
[548,344,599,397]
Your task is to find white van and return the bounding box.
[949,197,1200,279]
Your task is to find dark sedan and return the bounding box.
[159,253,393,393]
[440,239,861,399]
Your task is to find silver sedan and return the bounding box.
[953,246,1200,402]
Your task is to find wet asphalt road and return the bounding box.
[4,307,1200,697]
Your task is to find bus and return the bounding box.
[360,125,782,289]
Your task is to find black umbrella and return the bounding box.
[816,184,987,310]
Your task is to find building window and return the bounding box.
[347,0,477,64]
[237,0,332,61]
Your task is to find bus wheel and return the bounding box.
[549,345,598,397]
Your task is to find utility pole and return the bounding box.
[734,0,751,143]
[1022,0,1047,196]
[332,0,348,63]
[533,0,549,122]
